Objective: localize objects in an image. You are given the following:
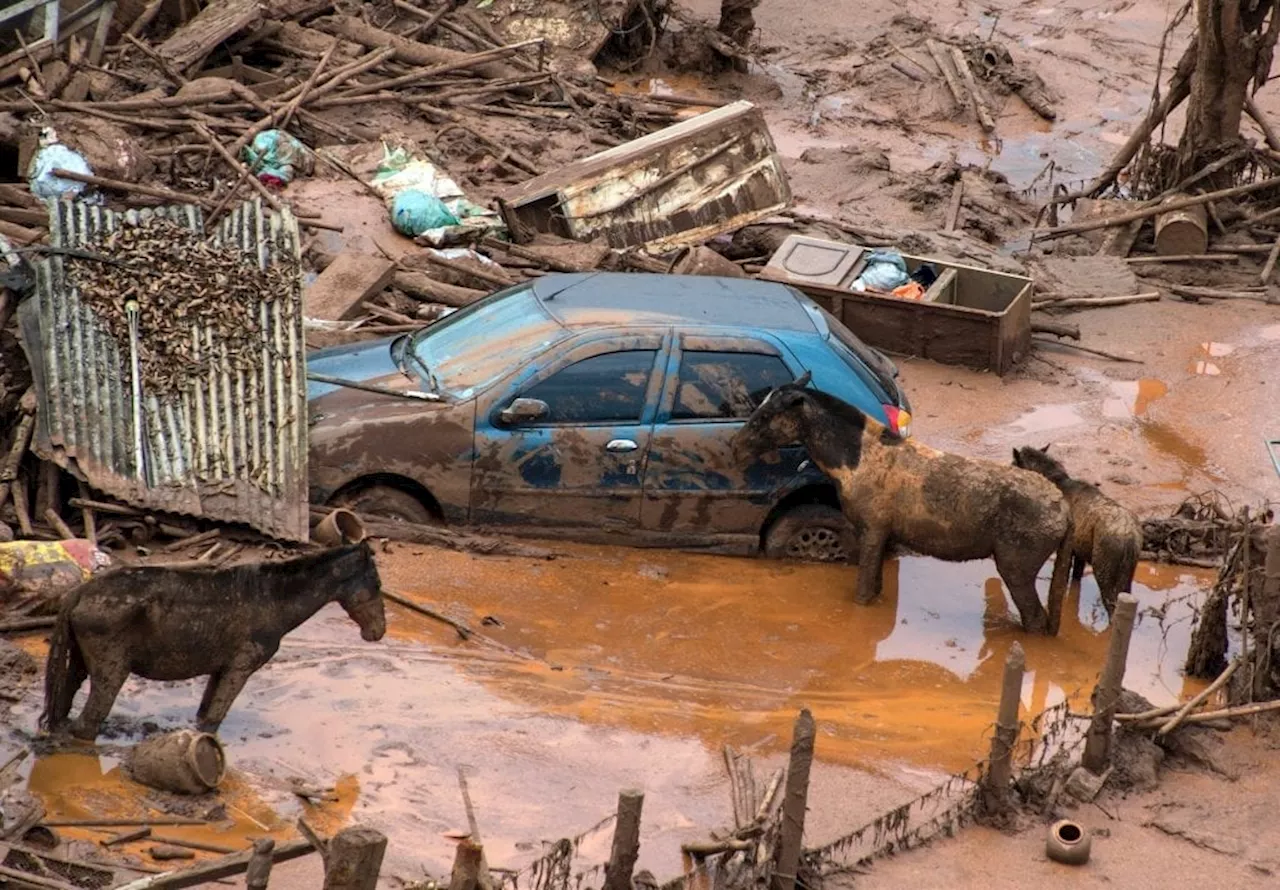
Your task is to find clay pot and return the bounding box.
[129,730,225,795]
[1046,819,1091,865]
[312,508,366,547]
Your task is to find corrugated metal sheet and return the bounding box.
[20,198,309,542]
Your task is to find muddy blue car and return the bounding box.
[306,272,912,561]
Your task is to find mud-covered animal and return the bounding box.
[731,374,1074,634]
[41,541,386,741]
[1012,444,1143,614]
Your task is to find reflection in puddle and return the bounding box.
[1190,342,1233,376]
[1103,377,1168,419]
[1006,403,1085,436]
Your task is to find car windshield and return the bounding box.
[409,284,568,398]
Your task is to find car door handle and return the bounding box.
[606,439,638,453]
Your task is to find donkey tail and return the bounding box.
[40,588,85,733]
[1045,514,1075,637]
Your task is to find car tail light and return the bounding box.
[883,405,911,438]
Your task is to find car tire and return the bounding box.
[763,504,856,563]
[334,485,436,526]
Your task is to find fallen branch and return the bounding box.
[1033,293,1161,309]
[1030,318,1080,340]
[926,39,966,108]
[1124,253,1238,264]
[1157,657,1239,736]
[1168,285,1274,302]
[1033,336,1142,363]
[112,838,316,889]
[0,617,56,633]
[950,46,995,132]
[1039,175,1280,239]
[1131,697,1280,730]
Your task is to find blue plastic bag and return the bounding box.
[392,189,460,237]
[852,250,909,292]
[242,130,312,185]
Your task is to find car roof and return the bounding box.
[529,272,818,333]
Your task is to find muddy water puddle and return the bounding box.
[8,543,1214,880]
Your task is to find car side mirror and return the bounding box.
[500,397,549,425]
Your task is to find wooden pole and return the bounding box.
[246,839,275,890]
[322,827,387,890]
[112,839,317,889]
[448,840,483,890]
[1081,594,1139,773]
[603,790,644,890]
[771,708,816,890]
[983,642,1025,810]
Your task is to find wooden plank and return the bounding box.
[156,0,263,74]
[305,253,397,321]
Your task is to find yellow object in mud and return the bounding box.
[0,539,111,593]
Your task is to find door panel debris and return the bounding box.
[499,101,791,252]
[760,234,1033,375]
[17,199,310,542]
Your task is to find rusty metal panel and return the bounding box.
[22,198,309,541]
[499,101,791,253]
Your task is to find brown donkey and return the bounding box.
[733,374,1075,634]
[1013,444,1143,616]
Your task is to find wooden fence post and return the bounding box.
[983,641,1025,811]
[603,789,644,890]
[449,840,484,890]
[246,838,275,890]
[1082,594,1139,774]
[771,708,815,890]
[322,826,387,890]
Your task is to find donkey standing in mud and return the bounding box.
[42,541,386,741]
[1013,444,1143,615]
[731,374,1074,634]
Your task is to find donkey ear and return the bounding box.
[1042,443,1051,453]
[1012,447,1022,465]
[793,369,812,388]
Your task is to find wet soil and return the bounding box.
[4,541,1213,882]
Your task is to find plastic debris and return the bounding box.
[369,142,504,246]
[27,128,97,203]
[392,189,461,237]
[0,539,112,596]
[851,249,910,292]
[242,129,314,188]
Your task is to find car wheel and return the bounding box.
[334,485,436,525]
[763,504,856,563]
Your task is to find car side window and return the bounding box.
[519,350,658,423]
[672,351,794,420]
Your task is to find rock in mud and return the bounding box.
[0,637,37,693]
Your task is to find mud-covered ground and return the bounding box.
[5,0,1280,883]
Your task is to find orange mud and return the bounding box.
[6,543,1214,880]
[379,542,1212,775]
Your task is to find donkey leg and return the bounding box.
[71,665,130,741]
[1071,554,1087,581]
[197,671,223,723]
[854,526,890,605]
[196,655,266,733]
[994,546,1049,634]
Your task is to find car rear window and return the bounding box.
[672,351,794,420]
[410,285,570,397]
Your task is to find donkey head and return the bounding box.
[1011,444,1069,484]
[731,370,812,464]
[335,540,387,642]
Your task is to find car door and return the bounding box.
[641,333,807,536]
[470,332,669,531]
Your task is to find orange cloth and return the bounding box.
[891,281,926,301]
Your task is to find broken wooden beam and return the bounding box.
[312,15,520,80]
[157,0,264,74]
[112,838,318,889]
[950,46,995,132]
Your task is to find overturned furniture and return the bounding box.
[759,234,1033,374]
[498,100,790,252]
[17,198,310,541]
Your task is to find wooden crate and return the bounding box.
[758,234,1033,375]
